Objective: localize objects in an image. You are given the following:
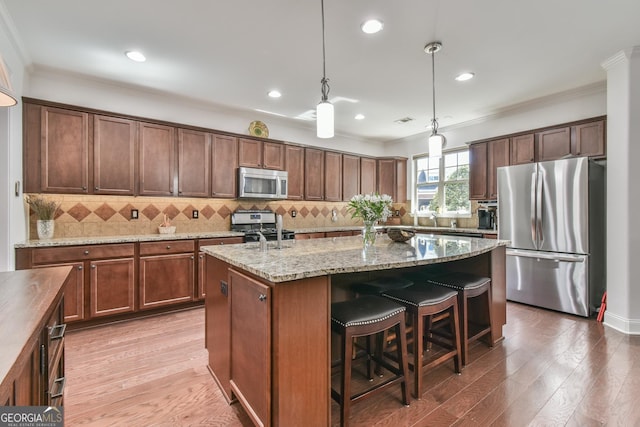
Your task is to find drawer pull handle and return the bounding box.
[258,294,267,302]
[50,376,66,399]
[84,250,90,255]
[50,323,67,340]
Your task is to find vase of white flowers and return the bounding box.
[347,193,393,249]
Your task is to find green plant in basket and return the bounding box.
[25,195,61,220]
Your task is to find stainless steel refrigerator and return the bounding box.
[497,157,605,317]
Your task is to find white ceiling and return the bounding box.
[2,0,640,143]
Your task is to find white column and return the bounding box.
[602,46,640,333]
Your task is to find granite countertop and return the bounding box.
[201,234,509,283]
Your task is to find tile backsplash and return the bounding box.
[25,194,484,239]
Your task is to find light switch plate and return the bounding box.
[192,210,199,219]
[131,209,138,219]
[291,210,297,218]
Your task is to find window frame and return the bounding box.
[412,148,471,218]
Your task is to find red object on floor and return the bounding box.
[597,291,607,322]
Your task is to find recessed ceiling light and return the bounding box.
[268,90,282,98]
[354,114,365,120]
[455,72,475,81]
[125,51,146,62]
[361,19,384,34]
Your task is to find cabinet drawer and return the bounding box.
[32,243,135,264]
[199,237,244,249]
[140,240,194,256]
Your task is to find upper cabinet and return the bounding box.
[211,134,238,198]
[178,128,211,198]
[469,143,488,200]
[139,122,175,196]
[377,158,407,203]
[487,138,510,200]
[510,134,535,165]
[324,151,342,202]
[537,120,605,162]
[342,154,360,201]
[304,148,324,200]
[238,138,285,170]
[360,157,377,196]
[285,145,304,200]
[537,127,571,162]
[94,115,137,195]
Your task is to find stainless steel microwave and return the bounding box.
[238,167,288,199]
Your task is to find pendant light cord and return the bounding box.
[320,0,330,102]
[430,48,438,135]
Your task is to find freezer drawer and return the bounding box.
[506,249,589,317]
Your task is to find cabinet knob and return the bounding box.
[91,264,96,269]
[166,245,171,249]
[82,186,87,190]
[258,294,267,302]
[84,250,90,255]
[219,242,224,245]
[95,186,99,191]
[190,256,194,260]
[77,265,83,270]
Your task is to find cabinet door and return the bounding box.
[360,157,377,195]
[263,142,285,170]
[487,138,510,200]
[211,134,238,198]
[41,107,89,193]
[294,232,326,239]
[139,253,194,310]
[285,145,304,200]
[238,138,262,168]
[324,151,342,201]
[94,115,137,195]
[469,142,488,200]
[377,158,397,200]
[573,120,605,158]
[537,127,571,162]
[304,148,324,200]
[13,341,40,405]
[510,133,535,165]
[90,258,135,318]
[139,122,175,196]
[230,269,271,427]
[342,154,360,201]
[36,262,85,323]
[178,129,211,197]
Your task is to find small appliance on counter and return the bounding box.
[231,209,295,242]
[477,208,496,230]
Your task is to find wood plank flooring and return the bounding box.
[64,303,640,426]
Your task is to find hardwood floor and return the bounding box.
[65,303,640,426]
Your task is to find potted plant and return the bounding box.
[26,195,61,239]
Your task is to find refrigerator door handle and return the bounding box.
[530,172,537,247]
[536,170,544,247]
[506,248,585,263]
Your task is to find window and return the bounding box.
[414,149,470,216]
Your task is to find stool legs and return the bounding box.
[459,285,493,366]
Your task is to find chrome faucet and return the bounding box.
[276,214,283,249]
[257,231,268,251]
[430,212,438,227]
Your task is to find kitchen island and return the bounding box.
[202,234,508,427]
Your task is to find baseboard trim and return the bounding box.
[603,311,640,335]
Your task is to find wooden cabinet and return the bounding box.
[89,257,136,317]
[211,134,238,198]
[238,138,285,170]
[229,269,271,427]
[573,120,605,158]
[178,128,210,197]
[487,138,510,200]
[40,106,90,193]
[139,240,195,310]
[36,262,85,323]
[139,122,175,196]
[510,133,535,165]
[537,127,571,162]
[360,157,377,195]
[304,148,325,200]
[198,237,243,300]
[469,142,488,200]
[285,145,304,200]
[295,232,326,239]
[93,115,137,195]
[324,151,342,201]
[325,230,359,237]
[342,154,360,201]
[378,158,407,202]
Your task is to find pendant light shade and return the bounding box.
[425,41,445,157]
[316,0,334,138]
[0,55,17,107]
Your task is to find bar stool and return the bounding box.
[351,276,414,296]
[382,284,461,399]
[331,295,410,427]
[428,272,492,365]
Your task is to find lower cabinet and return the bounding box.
[139,240,195,310]
[90,258,136,317]
[198,237,243,300]
[295,232,326,239]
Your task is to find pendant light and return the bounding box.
[316,0,334,138]
[0,54,17,107]
[425,41,445,157]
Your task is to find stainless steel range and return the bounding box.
[231,209,295,242]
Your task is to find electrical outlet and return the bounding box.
[192,210,199,219]
[395,210,400,217]
[131,209,138,219]
[291,210,297,218]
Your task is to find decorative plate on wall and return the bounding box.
[248,120,269,138]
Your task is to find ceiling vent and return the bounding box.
[394,117,415,124]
